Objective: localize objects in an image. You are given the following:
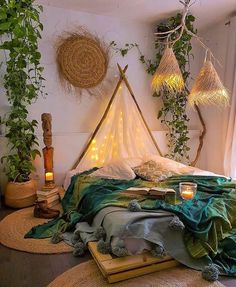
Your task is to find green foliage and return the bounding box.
[0,0,45,182]
[110,13,196,161]
[151,13,196,161]
[109,41,138,57]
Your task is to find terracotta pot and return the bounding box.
[5,179,37,208]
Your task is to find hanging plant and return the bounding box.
[110,13,196,161]
[0,0,45,182]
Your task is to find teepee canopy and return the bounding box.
[72,64,162,171]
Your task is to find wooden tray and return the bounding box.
[88,241,179,283]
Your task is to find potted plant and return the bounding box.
[0,0,45,208]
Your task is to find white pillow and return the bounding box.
[90,160,136,180]
[143,154,196,175]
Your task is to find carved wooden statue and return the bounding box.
[41,113,54,173]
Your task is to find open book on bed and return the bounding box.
[121,187,176,204]
[123,187,175,196]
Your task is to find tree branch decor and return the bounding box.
[0,0,45,182]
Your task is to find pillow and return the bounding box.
[90,160,136,180]
[133,160,174,182]
[143,154,196,175]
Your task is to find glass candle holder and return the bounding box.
[45,171,54,182]
[44,171,55,189]
[179,182,197,200]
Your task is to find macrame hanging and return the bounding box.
[56,29,110,97]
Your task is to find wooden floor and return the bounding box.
[0,205,236,287]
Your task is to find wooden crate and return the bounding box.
[88,241,179,283]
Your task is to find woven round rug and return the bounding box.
[48,260,224,287]
[0,206,73,254]
[57,34,108,89]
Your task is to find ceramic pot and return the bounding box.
[5,179,37,208]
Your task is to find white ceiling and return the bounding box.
[37,0,236,30]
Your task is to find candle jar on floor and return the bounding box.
[179,182,197,200]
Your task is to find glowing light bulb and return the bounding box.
[92,139,96,144]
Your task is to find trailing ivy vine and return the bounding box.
[0,0,45,182]
[110,13,196,161]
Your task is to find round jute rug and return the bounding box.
[0,206,72,254]
[47,260,224,287]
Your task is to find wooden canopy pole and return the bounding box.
[72,65,128,170]
[117,63,163,157]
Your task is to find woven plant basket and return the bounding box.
[4,179,37,208]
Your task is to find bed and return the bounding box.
[25,155,236,282]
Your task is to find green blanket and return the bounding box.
[25,172,236,275]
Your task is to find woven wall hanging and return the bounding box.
[56,29,110,97]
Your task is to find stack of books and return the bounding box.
[122,187,176,204]
[36,186,60,207]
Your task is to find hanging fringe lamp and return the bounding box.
[189,55,229,106]
[152,47,185,93]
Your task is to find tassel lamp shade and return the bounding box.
[152,47,185,93]
[189,60,229,106]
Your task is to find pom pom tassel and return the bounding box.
[202,264,220,281]
[97,239,111,254]
[128,199,142,212]
[112,239,128,257]
[51,232,63,244]
[94,226,106,240]
[73,241,87,257]
[169,216,185,231]
[151,245,166,258]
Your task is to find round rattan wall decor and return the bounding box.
[57,30,109,94]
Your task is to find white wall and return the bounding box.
[193,20,230,174]
[0,5,203,190]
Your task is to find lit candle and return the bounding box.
[181,190,194,200]
[179,182,197,201]
[45,172,54,182]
